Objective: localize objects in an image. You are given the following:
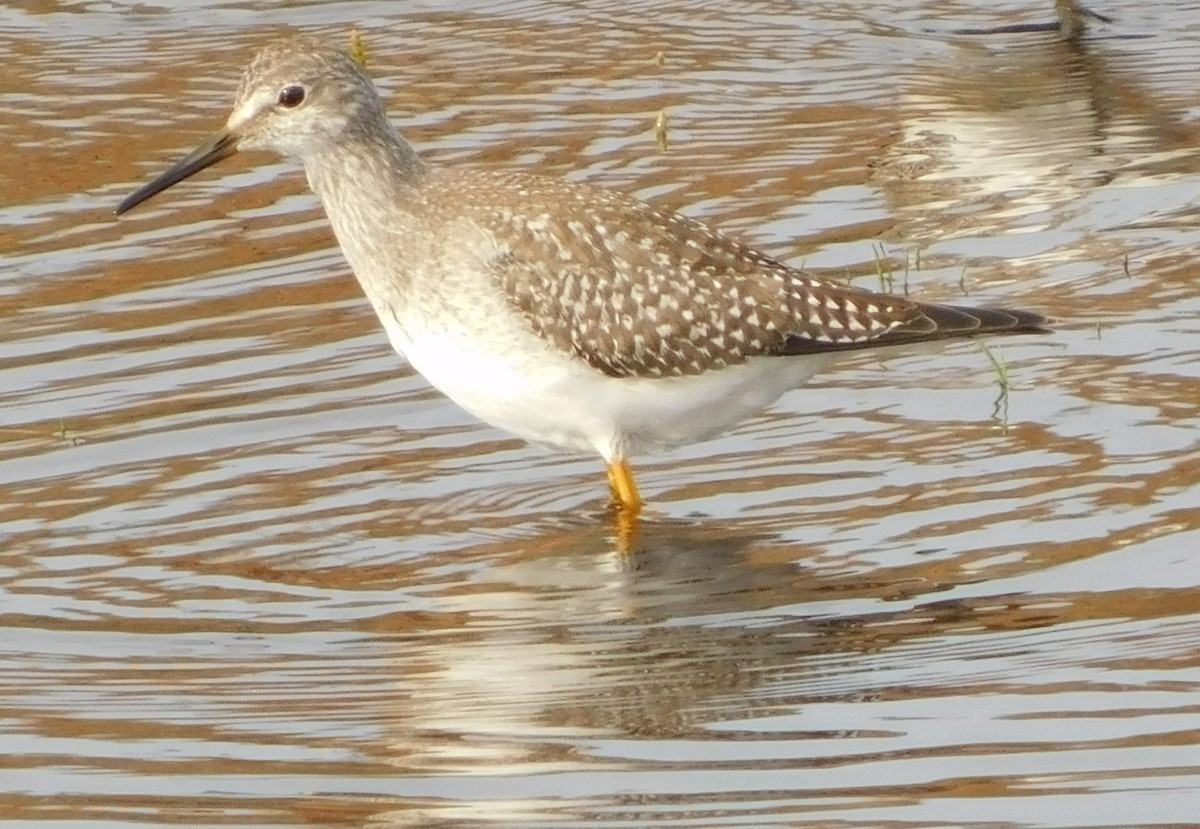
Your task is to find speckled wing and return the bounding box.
[477,174,1044,378]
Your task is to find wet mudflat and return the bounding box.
[1,2,1198,826]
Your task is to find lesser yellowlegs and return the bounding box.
[116,36,1047,515]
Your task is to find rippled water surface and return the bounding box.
[3,1,1199,826]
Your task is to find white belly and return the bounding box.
[380,305,837,461]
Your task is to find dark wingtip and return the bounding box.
[917,304,1052,337]
[782,302,1051,355]
[1009,307,1054,332]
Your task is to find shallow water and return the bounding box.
[2,1,1199,827]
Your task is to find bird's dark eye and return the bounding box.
[277,85,306,108]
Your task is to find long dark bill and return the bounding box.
[115,130,238,215]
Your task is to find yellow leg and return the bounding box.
[605,458,643,514]
[605,459,642,555]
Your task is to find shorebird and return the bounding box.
[116,35,1046,517]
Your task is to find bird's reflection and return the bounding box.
[345,503,1142,829]
[364,509,978,775]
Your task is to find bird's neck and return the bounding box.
[303,118,431,209]
[301,121,432,301]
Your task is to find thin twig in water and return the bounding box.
[978,342,1010,431]
[872,243,894,294]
